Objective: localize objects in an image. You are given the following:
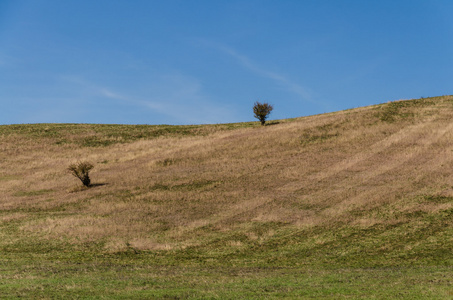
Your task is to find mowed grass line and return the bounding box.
[0,96,452,298]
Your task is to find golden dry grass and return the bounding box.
[1,96,453,254]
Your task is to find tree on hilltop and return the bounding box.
[253,101,274,126]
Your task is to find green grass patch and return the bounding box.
[149,180,221,192]
[0,122,264,148]
[376,97,435,122]
[0,175,20,181]
[0,254,451,299]
[422,195,453,204]
[300,122,341,145]
[13,189,54,197]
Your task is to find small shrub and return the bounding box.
[253,101,274,126]
[68,161,94,187]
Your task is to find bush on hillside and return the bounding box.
[68,161,94,187]
[253,101,274,126]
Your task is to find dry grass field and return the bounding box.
[0,96,452,298]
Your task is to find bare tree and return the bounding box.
[68,161,94,187]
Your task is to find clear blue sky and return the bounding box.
[1,0,452,125]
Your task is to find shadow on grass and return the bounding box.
[69,183,108,193]
[90,183,108,188]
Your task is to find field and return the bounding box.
[0,96,452,298]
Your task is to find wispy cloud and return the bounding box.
[98,88,126,100]
[198,40,322,106]
[60,73,235,124]
[138,72,235,124]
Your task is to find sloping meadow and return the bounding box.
[0,96,452,298]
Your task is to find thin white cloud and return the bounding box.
[139,72,235,124]
[198,40,321,106]
[98,88,126,100]
[60,73,235,124]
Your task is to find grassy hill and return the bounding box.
[1,96,452,298]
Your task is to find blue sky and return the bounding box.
[1,0,453,125]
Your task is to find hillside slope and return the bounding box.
[0,96,452,297]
